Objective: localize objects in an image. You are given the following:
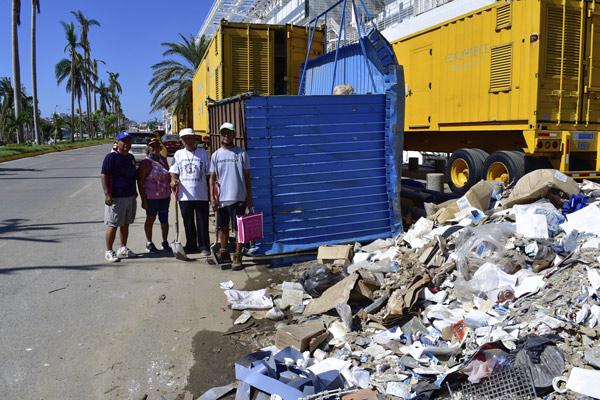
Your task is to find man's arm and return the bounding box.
[170,172,179,198]
[209,172,218,211]
[243,169,252,210]
[101,174,113,206]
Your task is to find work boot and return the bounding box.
[232,253,244,271]
[216,249,231,264]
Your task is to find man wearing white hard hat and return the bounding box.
[209,122,252,270]
[169,128,211,254]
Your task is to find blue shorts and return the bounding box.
[146,197,170,217]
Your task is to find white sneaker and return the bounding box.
[116,247,137,258]
[105,250,120,263]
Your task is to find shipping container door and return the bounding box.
[224,27,273,97]
[583,3,600,124]
[539,1,584,124]
[287,26,324,95]
[408,46,432,128]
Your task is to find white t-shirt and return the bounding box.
[210,146,250,204]
[169,147,210,201]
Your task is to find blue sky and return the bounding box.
[1,0,213,123]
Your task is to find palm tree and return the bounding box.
[56,54,85,139]
[0,77,13,141]
[107,71,122,127]
[149,34,209,119]
[1,77,32,143]
[71,10,100,139]
[58,21,81,142]
[91,59,105,115]
[31,0,41,144]
[51,112,65,143]
[102,112,116,137]
[11,0,24,144]
[97,80,110,117]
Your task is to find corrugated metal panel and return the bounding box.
[300,29,398,95]
[244,90,404,254]
[208,93,251,153]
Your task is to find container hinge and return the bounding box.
[585,86,600,94]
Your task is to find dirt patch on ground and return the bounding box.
[180,261,306,398]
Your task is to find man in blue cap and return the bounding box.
[101,132,138,262]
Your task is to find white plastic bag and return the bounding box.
[224,289,273,310]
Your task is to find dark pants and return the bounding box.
[179,200,210,251]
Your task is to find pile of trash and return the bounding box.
[201,169,600,400]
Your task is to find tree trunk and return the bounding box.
[12,0,23,144]
[78,95,82,139]
[70,59,75,143]
[85,54,91,140]
[31,2,41,145]
[93,77,98,138]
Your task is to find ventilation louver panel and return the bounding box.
[496,4,512,31]
[545,7,581,77]
[231,36,249,94]
[490,42,513,92]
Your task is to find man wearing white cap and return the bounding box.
[169,128,211,254]
[209,122,252,270]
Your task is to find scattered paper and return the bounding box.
[561,204,600,236]
[587,267,600,290]
[220,280,234,290]
[386,381,409,398]
[566,367,600,398]
[514,275,545,298]
[516,213,549,238]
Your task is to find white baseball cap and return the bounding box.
[179,128,194,137]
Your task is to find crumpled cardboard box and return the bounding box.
[317,245,354,264]
[502,169,580,208]
[274,320,329,352]
[427,180,493,224]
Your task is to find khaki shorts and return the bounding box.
[105,195,136,227]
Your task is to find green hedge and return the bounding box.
[0,139,113,162]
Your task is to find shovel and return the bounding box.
[208,182,219,265]
[208,215,219,265]
[171,192,186,261]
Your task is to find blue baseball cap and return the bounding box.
[116,132,131,141]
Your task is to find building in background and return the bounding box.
[197,0,494,49]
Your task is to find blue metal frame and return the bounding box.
[299,0,379,95]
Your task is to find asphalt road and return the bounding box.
[0,144,264,399]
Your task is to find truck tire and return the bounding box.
[446,148,488,196]
[484,151,525,189]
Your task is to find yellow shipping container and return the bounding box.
[392,0,600,194]
[192,21,325,140]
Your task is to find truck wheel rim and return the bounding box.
[487,161,510,185]
[451,158,469,188]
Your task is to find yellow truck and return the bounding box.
[192,21,325,143]
[392,0,600,194]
